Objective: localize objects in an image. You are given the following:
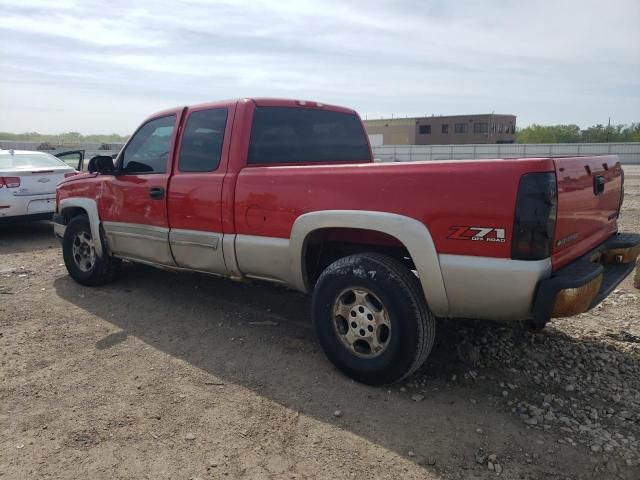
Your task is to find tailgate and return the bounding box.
[552,155,622,269]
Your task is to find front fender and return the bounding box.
[58,197,104,257]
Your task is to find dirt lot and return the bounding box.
[1,167,639,480]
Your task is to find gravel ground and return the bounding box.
[1,166,639,480]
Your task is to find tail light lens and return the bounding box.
[511,172,557,260]
[0,176,21,188]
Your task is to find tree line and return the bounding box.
[516,123,640,144]
[2,122,639,145]
[0,131,129,144]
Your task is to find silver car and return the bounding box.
[0,149,77,223]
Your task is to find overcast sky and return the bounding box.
[1,0,638,134]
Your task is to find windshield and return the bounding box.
[0,152,68,170]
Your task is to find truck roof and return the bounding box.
[145,98,358,122]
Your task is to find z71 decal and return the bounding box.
[448,226,506,243]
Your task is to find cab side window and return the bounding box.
[121,115,175,174]
[178,108,228,172]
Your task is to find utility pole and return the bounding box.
[490,111,494,141]
[487,111,493,143]
[606,117,611,143]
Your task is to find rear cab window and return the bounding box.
[178,108,228,172]
[247,107,371,165]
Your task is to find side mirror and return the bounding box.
[88,155,115,174]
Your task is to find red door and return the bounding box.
[167,104,235,274]
[99,112,182,265]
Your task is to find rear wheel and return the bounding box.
[312,253,436,385]
[63,215,119,286]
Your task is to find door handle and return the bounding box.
[149,186,165,199]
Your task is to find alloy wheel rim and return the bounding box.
[332,287,392,358]
[72,231,96,272]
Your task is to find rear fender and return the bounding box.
[289,210,449,317]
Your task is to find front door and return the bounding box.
[99,113,180,266]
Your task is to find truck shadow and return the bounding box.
[52,263,629,476]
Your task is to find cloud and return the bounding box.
[0,0,638,133]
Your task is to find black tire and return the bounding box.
[525,319,548,333]
[312,253,436,385]
[62,215,119,286]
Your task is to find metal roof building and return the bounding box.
[364,113,516,146]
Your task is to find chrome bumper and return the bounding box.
[533,232,640,322]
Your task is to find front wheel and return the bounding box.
[312,253,436,385]
[62,215,119,286]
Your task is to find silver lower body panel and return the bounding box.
[438,254,552,321]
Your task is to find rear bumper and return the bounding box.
[0,193,56,219]
[533,232,640,323]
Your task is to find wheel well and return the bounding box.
[60,206,88,224]
[303,227,415,289]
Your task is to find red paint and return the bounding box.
[57,98,623,271]
[551,156,622,269]
[167,101,237,233]
[99,107,183,227]
[99,174,171,227]
[232,158,555,257]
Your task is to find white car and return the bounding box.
[0,149,78,223]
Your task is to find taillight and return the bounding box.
[511,172,557,260]
[0,176,21,188]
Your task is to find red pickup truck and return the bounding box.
[54,98,639,385]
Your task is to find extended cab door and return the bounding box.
[99,112,182,266]
[167,104,234,274]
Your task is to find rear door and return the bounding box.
[552,155,623,268]
[99,112,182,266]
[167,104,234,274]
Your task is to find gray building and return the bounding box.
[364,114,516,145]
